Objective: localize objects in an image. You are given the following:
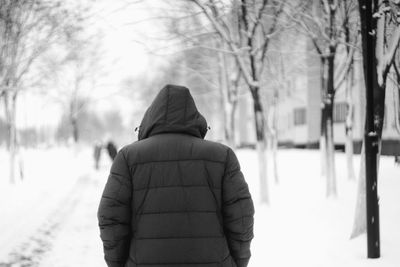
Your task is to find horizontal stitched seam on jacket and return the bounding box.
[133,261,224,265]
[101,195,129,206]
[224,215,253,224]
[105,256,127,262]
[140,210,217,215]
[135,235,223,240]
[224,167,240,178]
[102,236,130,242]
[109,171,126,178]
[99,221,130,227]
[223,196,252,206]
[226,234,253,242]
[130,253,231,265]
[134,184,221,192]
[128,158,225,167]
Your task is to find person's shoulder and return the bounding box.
[119,140,144,154]
[193,138,234,162]
[199,138,231,151]
[117,139,155,164]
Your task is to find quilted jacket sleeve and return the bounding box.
[222,148,254,267]
[97,148,132,267]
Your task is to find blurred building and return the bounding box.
[235,32,400,155]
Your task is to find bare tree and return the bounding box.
[267,88,279,184]
[217,39,243,148]
[340,1,360,181]
[265,53,292,184]
[0,0,81,183]
[186,0,288,203]
[291,0,358,197]
[151,1,243,148]
[129,1,290,202]
[392,48,400,135]
[44,31,104,144]
[351,0,400,244]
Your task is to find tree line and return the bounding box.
[0,0,107,183]
[133,0,400,243]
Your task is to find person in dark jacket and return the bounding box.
[106,141,118,161]
[93,141,103,170]
[97,84,254,267]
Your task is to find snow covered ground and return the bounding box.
[0,146,102,266]
[243,149,400,267]
[0,146,399,267]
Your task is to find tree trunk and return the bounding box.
[345,66,356,180]
[229,98,238,147]
[218,49,229,144]
[351,2,387,259]
[320,57,327,177]
[228,67,241,149]
[4,92,18,184]
[351,127,382,241]
[325,48,337,197]
[398,86,400,133]
[3,93,11,150]
[351,64,385,249]
[257,138,268,204]
[272,130,278,185]
[350,141,382,241]
[218,45,236,148]
[343,0,356,181]
[225,103,235,148]
[393,78,400,134]
[351,143,366,238]
[325,103,337,197]
[318,0,339,197]
[71,116,79,143]
[320,134,326,177]
[268,95,279,184]
[252,87,268,204]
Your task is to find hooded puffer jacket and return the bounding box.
[98,84,254,267]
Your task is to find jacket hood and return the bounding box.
[138,84,208,140]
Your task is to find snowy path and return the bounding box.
[0,173,106,267]
[39,174,106,267]
[0,147,109,267]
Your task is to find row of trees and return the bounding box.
[0,0,102,183]
[0,108,124,147]
[145,0,297,204]
[292,0,360,197]
[144,0,359,203]
[135,0,400,244]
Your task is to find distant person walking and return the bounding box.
[106,141,117,161]
[93,141,102,170]
[97,84,254,267]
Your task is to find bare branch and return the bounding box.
[384,25,400,73]
[334,43,356,90]
[190,0,259,87]
[260,0,286,63]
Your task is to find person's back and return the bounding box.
[98,85,254,267]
